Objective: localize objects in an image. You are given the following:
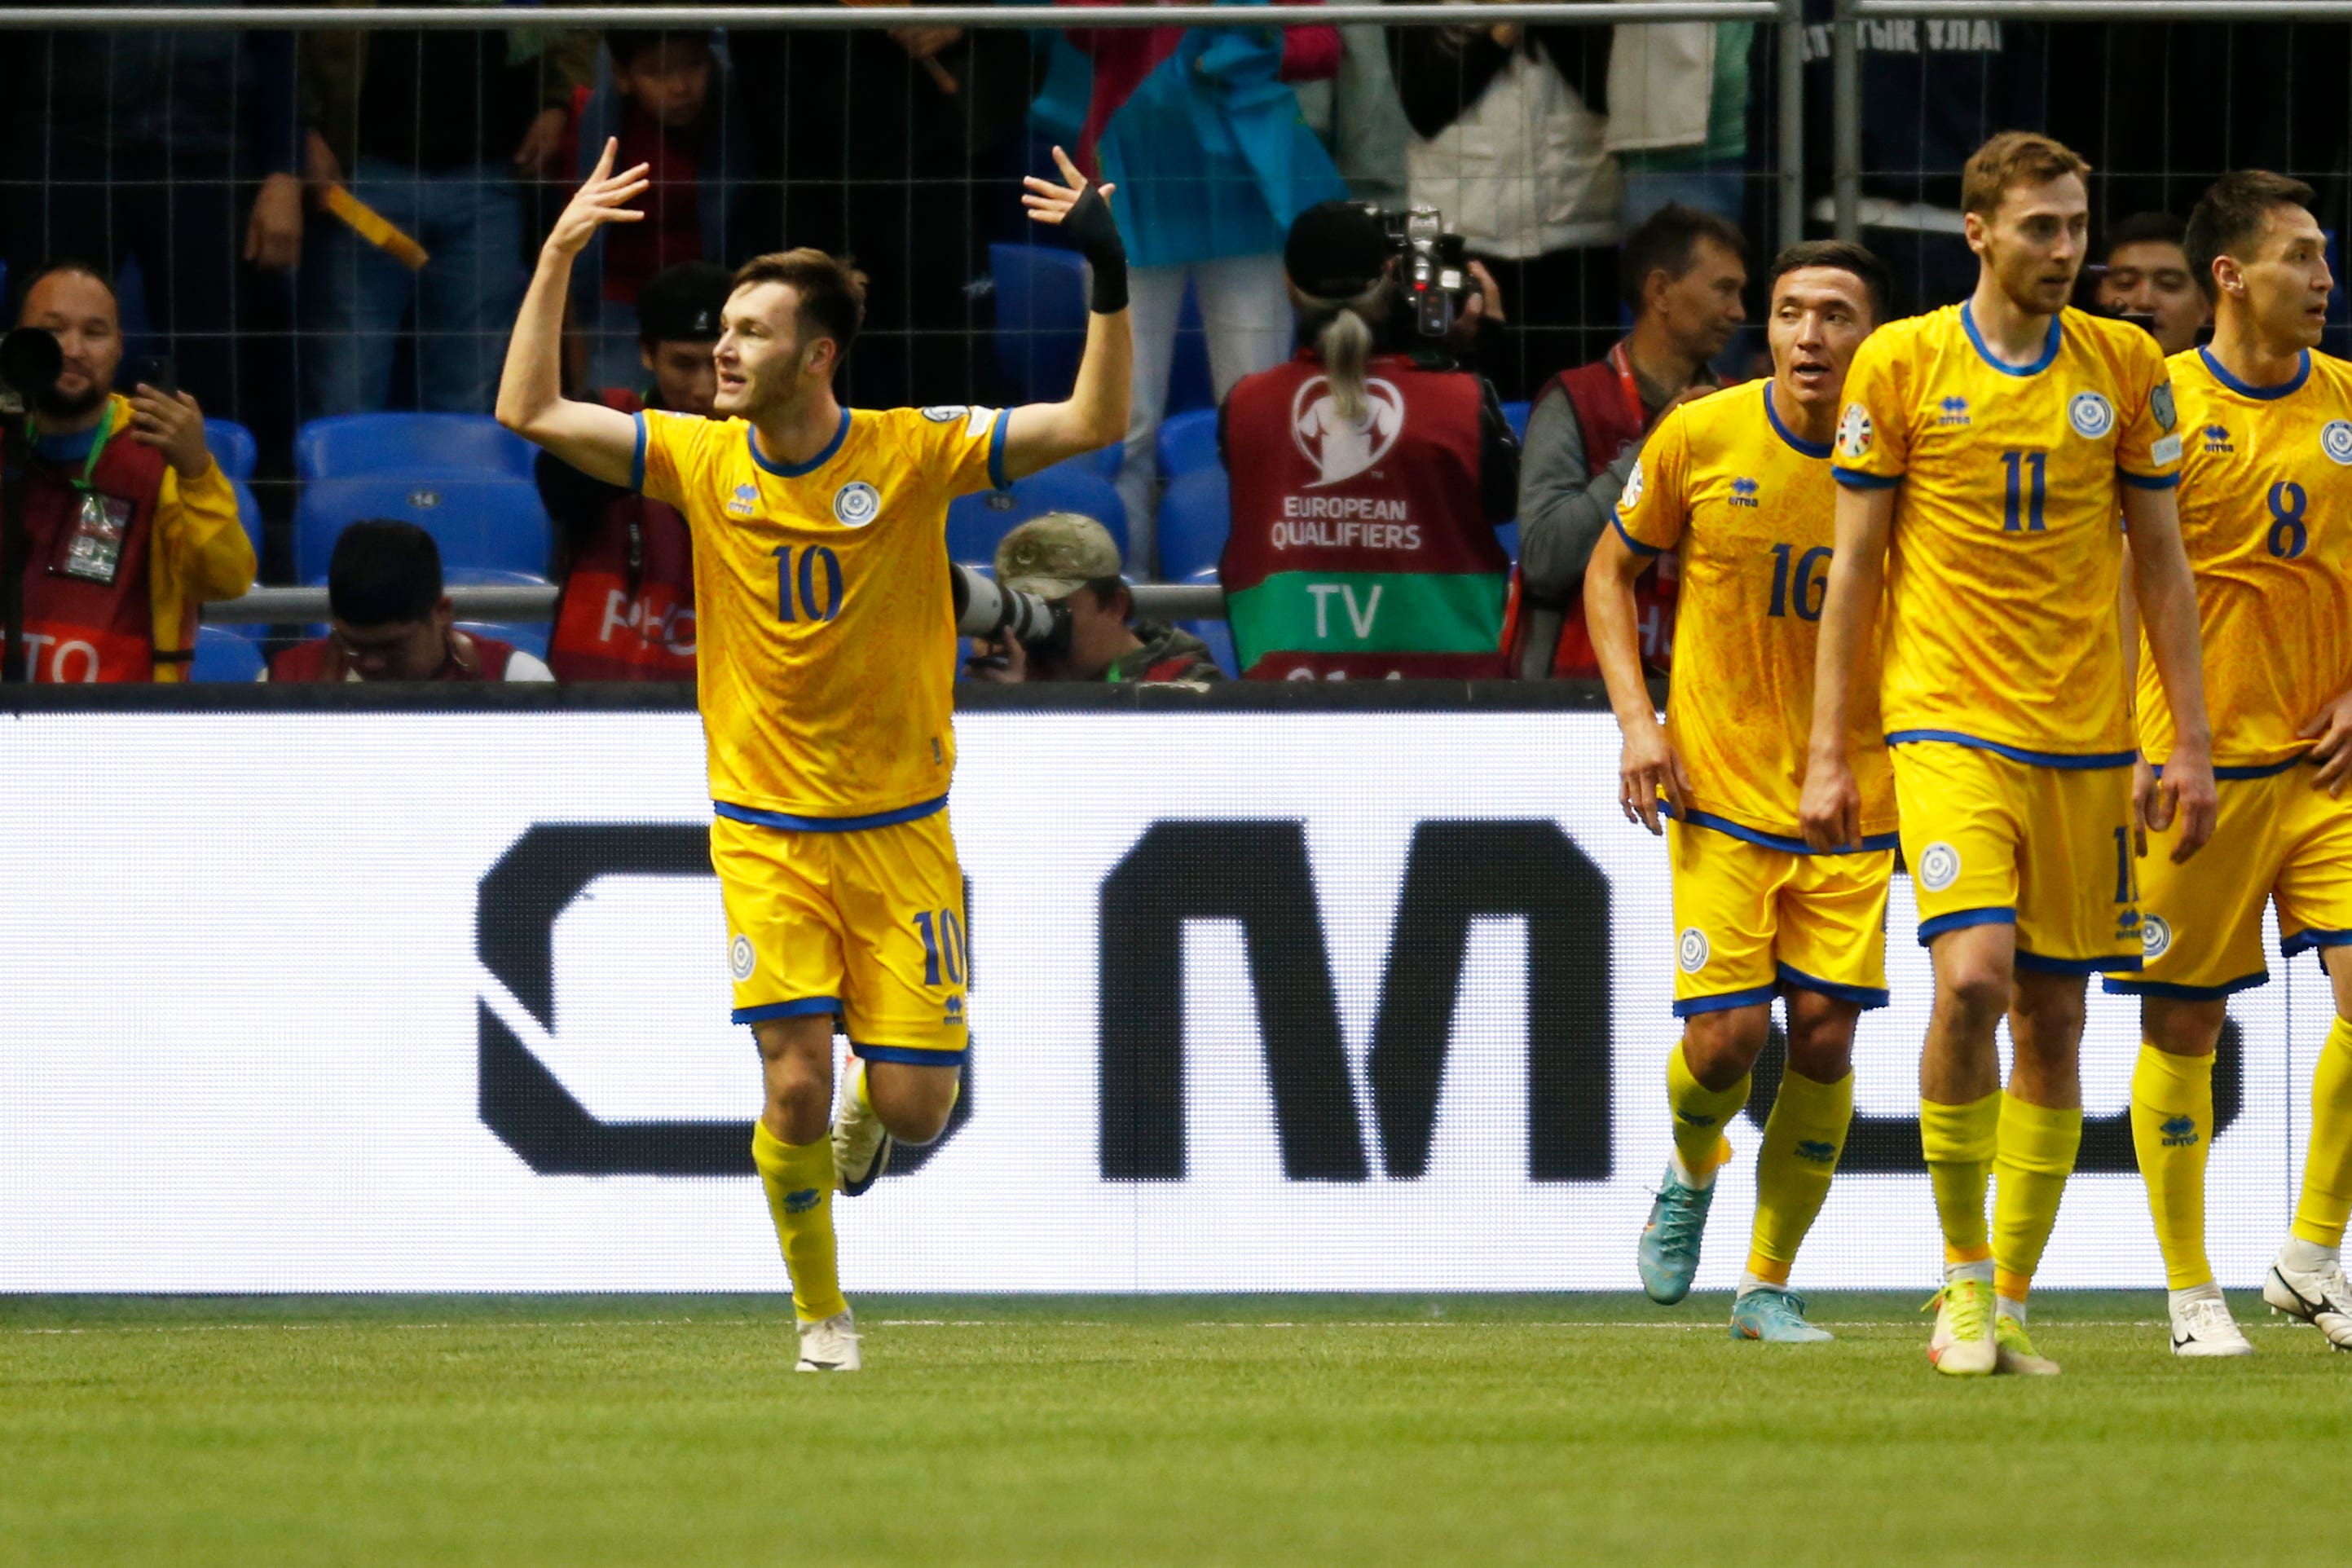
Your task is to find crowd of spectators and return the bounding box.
[1,5,2344,685]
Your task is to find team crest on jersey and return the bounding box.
[1620,458,1645,513]
[920,405,968,423]
[2142,914,2174,961]
[1936,395,1971,427]
[1916,841,1962,892]
[2323,421,2352,465]
[729,934,756,982]
[832,481,881,527]
[2068,391,2116,439]
[2151,381,2178,432]
[1677,927,1710,974]
[1836,403,1873,460]
[726,482,759,518]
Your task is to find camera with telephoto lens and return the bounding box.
[1382,206,1470,341]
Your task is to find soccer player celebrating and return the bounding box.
[1590,241,1895,1343]
[2104,171,2352,1357]
[1803,132,2218,1377]
[496,140,1131,1371]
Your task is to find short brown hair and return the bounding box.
[729,249,869,365]
[1962,132,2091,220]
[2185,170,2319,302]
[1768,240,1892,326]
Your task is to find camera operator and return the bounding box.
[5,262,253,683]
[964,513,1224,685]
[1218,200,1518,680]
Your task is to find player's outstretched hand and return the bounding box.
[546,139,650,259]
[2155,736,2219,864]
[1617,720,1691,836]
[1796,750,1861,853]
[2302,690,2352,798]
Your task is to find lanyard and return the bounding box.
[27,400,115,493]
[1606,341,1646,428]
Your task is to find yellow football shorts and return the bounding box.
[710,801,970,1063]
[1890,739,2139,975]
[1667,816,1894,1016]
[2104,760,2352,999]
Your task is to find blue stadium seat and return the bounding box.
[946,459,1128,568]
[1166,286,1213,415]
[231,478,265,559]
[1495,520,1520,563]
[293,413,537,482]
[989,243,1088,406]
[1154,469,1230,581]
[205,418,258,481]
[1502,400,1531,443]
[294,474,552,581]
[1176,566,1238,678]
[191,624,264,682]
[1155,407,1221,480]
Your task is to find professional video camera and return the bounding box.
[1382,206,1471,341]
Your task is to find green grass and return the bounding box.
[2,1292,2343,1566]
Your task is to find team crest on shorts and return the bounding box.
[2068,391,2116,439]
[1620,458,1645,513]
[920,405,968,423]
[832,481,881,527]
[729,934,756,982]
[2323,421,2352,465]
[1677,927,1710,974]
[2141,914,2174,961]
[1836,403,1873,460]
[1916,841,1962,892]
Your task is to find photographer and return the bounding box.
[964,514,1223,685]
[1218,200,1518,680]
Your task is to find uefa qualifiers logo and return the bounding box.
[1292,375,1405,488]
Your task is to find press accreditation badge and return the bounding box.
[58,492,130,585]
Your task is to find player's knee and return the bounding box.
[1683,1006,1770,1086]
[1783,996,1859,1081]
[2010,977,2086,1045]
[1936,964,2011,1030]
[2142,998,2224,1057]
[866,1063,960,1144]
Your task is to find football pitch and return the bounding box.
[4,1291,2342,1566]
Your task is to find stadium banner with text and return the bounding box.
[1,703,2330,1293]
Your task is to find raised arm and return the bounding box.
[2122,483,2218,861]
[1798,482,1894,851]
[496,139,650,486]
[1000,147,1132,482]
[1587,525,1689,834]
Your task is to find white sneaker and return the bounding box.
[795,1308,862,1372]
[833,1058,892,1196]
[2169,1290,2254,1358]
[1926,1276,1997,1376]
[2264,1251,2352,1349]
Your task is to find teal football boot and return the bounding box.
[1636,1164,1715,1304]
[1729,1286,1834,1343]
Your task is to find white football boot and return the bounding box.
[796,1308,862,1372]
[2169,1287,2254,1358]
[2264,1246,2352,1349]
[833,1057,893,1196]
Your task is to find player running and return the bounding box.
[2103,170,2352,1358]
[496,139,1132,1371]
[1589,241,1895,1344]
[1802,132,2218,1376]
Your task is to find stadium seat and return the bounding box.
[231,478,265,559]
[1154,469,1230,581]
[1176,566,1238,678]
[1502,400,1531,443]
[191,623,264,681]
[1165,286,1213,415]
[1495,521,1519,562]
[205,418,258,481]
[294,474,552,581]
[946,459,1128,568]
[989,243,1088,406]
[1155,408,1221,480]
[293,413,538,482]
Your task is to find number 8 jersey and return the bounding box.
[2137,346,2352,770]
[1833,303,2179,760]
[636,404,1007,821]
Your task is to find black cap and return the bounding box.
[636,261,732,345]
[1284,201,1389,302]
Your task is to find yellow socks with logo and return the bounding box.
[2130,1044,2215,1288]
[1919,1090,2000,1264]
[1992,1092,2081,1303]
[1746,1068,1854,1282]
[1666,1040,1747,1186]
[2293,1016,2352,1249]
[751,1119,848,1324]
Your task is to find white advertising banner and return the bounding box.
[0,709,2330,1292]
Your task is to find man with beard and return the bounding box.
[7,263,253,683]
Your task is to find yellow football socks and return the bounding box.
[1746,1068,1854,1282]
[1919,1090,1999,1265]
[1666,1040,1746,1184]
[751,1119,849,1324]
[2130,1043,2215,1289]
[1992,1092,2081,1303]
[2293,1015,2352,1249]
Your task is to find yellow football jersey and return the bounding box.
[2138,346,2352,770]
[1834,304,2180,760]
[1617,379,1897,845]
[636,403,1006,820]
